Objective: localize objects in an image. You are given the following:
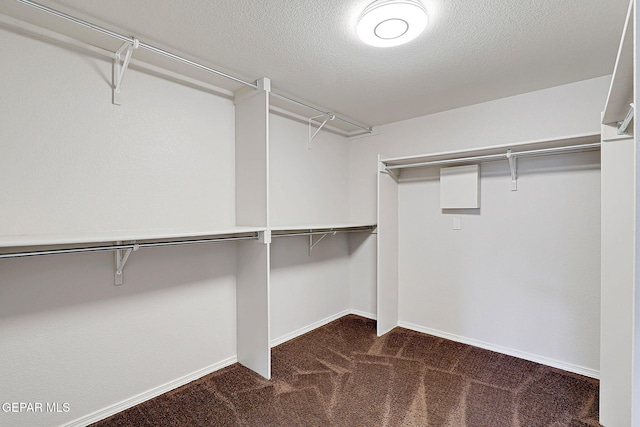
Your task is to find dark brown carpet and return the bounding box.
[92,315,601,426]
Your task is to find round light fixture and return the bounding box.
[357,0,428,47]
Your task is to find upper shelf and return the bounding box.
[602,0,634,125]
[269,223,377,255]
[0,223,377,250]
[381,132,601,171]
[270,223,377,236]
[0,226,266,249]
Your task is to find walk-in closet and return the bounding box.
[0,0,637,426]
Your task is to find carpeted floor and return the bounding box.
[93,315,601,426]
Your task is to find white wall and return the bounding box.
[349,76,610,223]
[269,113,349,226]
[0,27,236,237]
[349,76,610,374]
[348,232,377,317]
[270,235,350,342]
[0,245,237,427]
[269,113,352,342]
[398,152,601,373]
[0,23,238,427]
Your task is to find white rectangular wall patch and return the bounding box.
[440,164,480,209]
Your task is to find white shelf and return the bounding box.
[0,226,266,249]
[381,132,601,170]
[270,223,376,257]
[270,223,376,233]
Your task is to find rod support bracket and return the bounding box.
[506,149,517,191]
[308,114,335,148]
[113,38,139,105]
[617,103,635,135]
[308,230,337,255]
[114,242,139,286]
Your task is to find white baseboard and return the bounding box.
[62,356,237,427]
[397,321,600,379]
[270,309,378,348]
[67,311,373,426]
[349,309,377,320]
[63,313,598,426]
[270,309,351,347]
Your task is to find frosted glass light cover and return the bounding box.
[357,0,428,47]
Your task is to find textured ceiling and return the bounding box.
[0,0,631,128]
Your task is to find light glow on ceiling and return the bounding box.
[357,0,428,47]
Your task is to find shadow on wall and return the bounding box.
[270,231,374,271]
[270,234,350,270]
[0,242,237,320]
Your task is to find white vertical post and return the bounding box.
[632,1,640,424]
[377,156,400,336]
[234,78,271,378]
[234,78,270,228]
[236,240,271,379]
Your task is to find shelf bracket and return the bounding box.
[506,149,517,191]
[308,114,335,148]
[381,169,400,182]
[309,231,337,255]
[617,103,635,135]
[379,160,400,182]
[114,242,140,286]
[113,38,139,105]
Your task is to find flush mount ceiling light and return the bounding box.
[357,0,428,47]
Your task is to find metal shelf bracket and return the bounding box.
[506,149,517,191]
[113,38,139,105]
[114,241,140,285]
[308,114,335,148]
[379,160,400,182]
[309,231,337,255]
[617,103,635,135]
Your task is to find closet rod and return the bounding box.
[18,0,374,134]
[272,227,375,238]
[17,0,258,89]
[0,234,258,259]
[270,92,373,134]
[385,142,601,171]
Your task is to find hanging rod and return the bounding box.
[17,0,258,89]
[271,226,375,256]
[384,142,602,171]
[271,226,376,238]
[270,92,373,134]
[17,0,375,133]
[0,234,258,259]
